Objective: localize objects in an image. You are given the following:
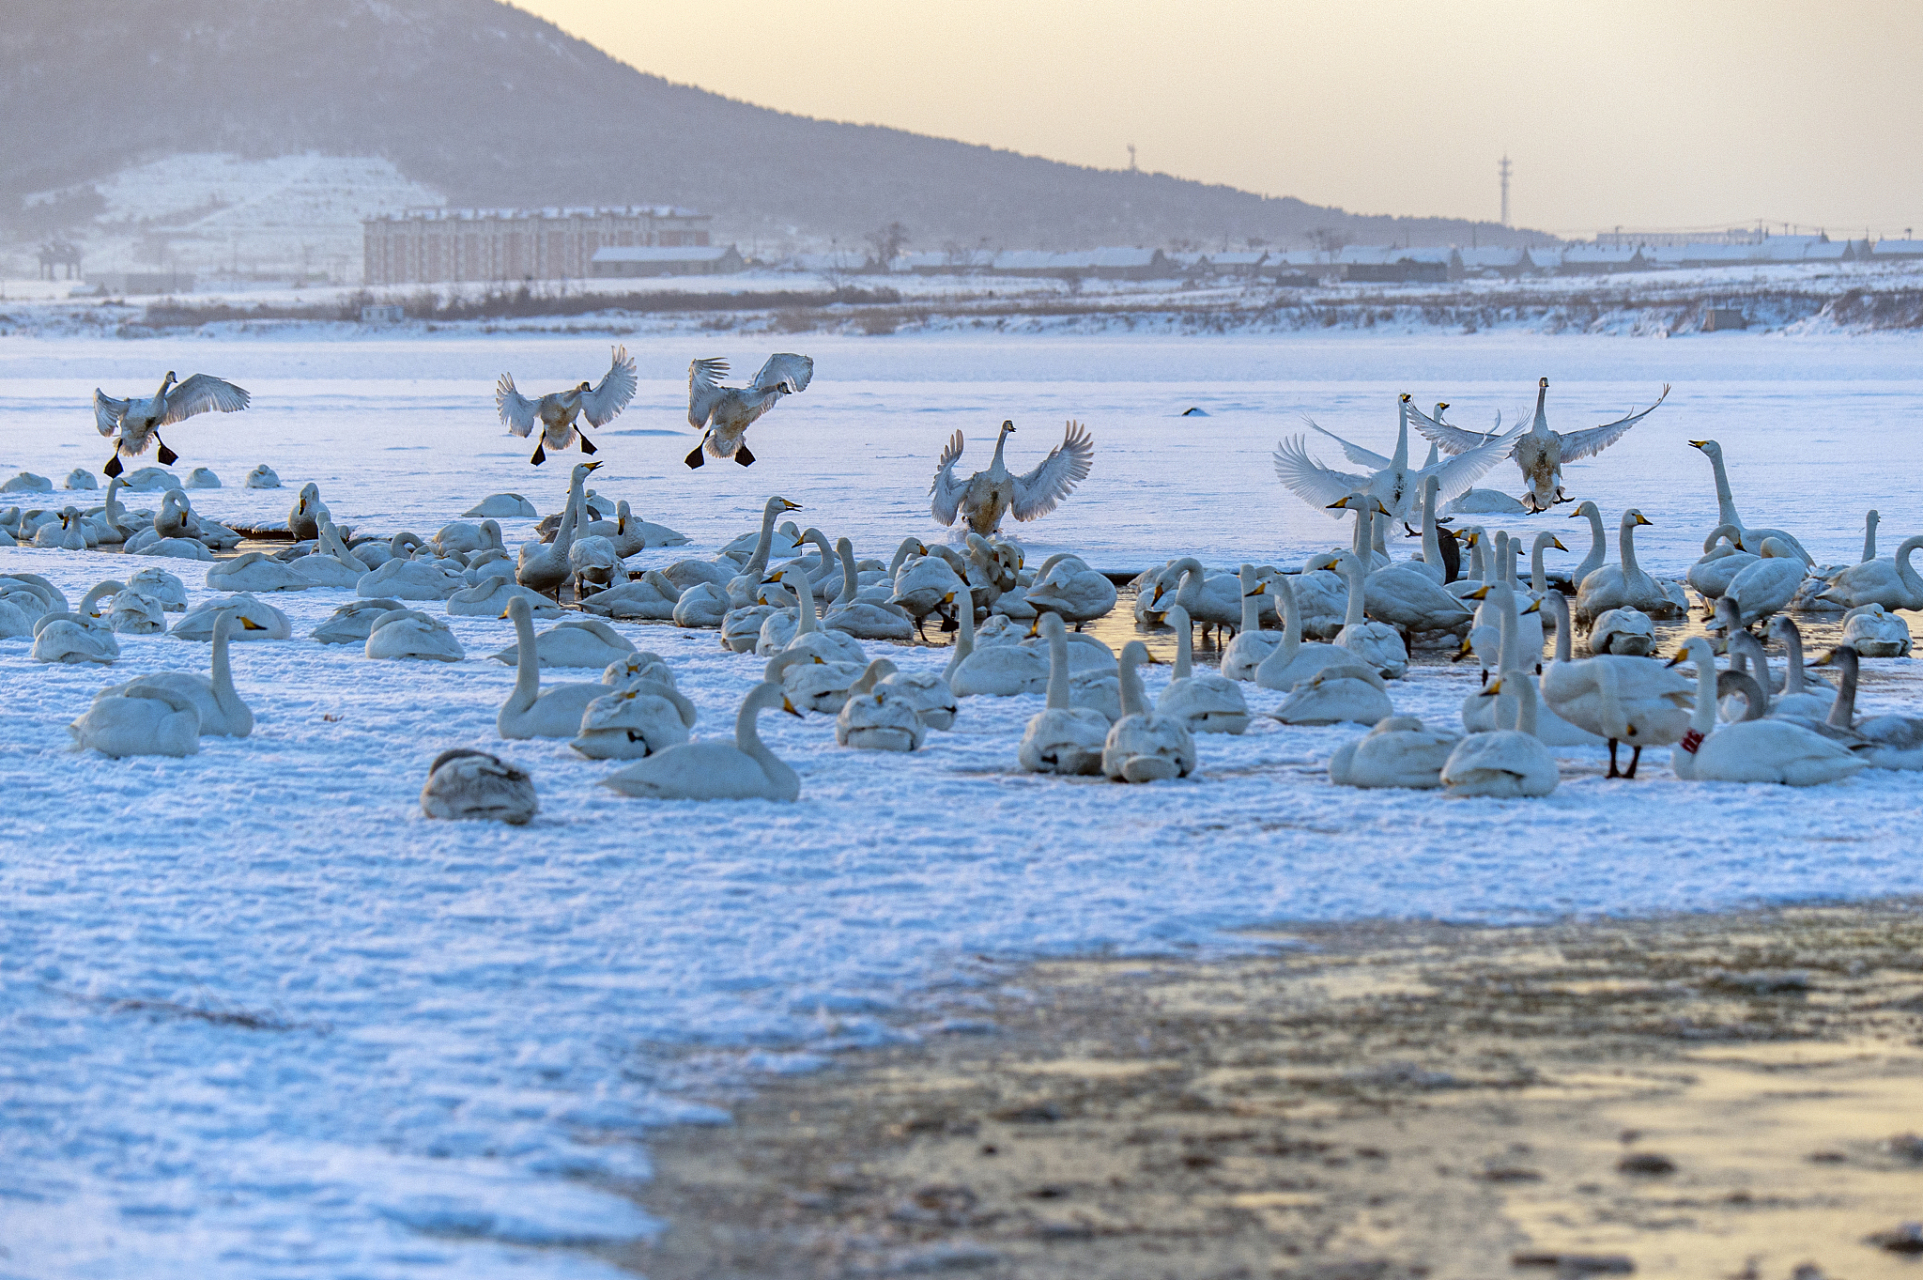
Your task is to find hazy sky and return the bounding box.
[517,0,1923,237]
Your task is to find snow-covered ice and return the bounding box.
[4,329,1922,1277]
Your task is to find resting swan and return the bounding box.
[1254,570,1370,692]
[31,582,122,664]
[100,607,259,736]
[945,584,1047,697]
[1155,605,1250,734]
[1810,645,1923,770]
[1667,637,1864,784]
[1840,603,1911,657]
[70,684,200,758]
[497,596,607,738]
[1818,534,1923,611]
[571,680,698,760]
[312,598,404,644]
[835,659,926,752]
[823,538,915,641]
[1331,551,1408,679]
[1102,641,1197,783]
[600,681,803,800]
[365,610,464,662]
[1329,716,1458,790]
[1723,538,1805,627]
[1024,552,1117,628]
[1018,613,1111,775]
[1441,677,1559,797]
[1575,508,1685,622]
[421,750,538,823]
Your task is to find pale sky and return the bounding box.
[516,0,1923,237]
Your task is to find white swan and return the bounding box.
[492,616,635,668]
[568,535,622,595]
[1102,641,1197,783]
[496,596,606,738]
[1538,590,1689,776]
[1667,637,1864,784]
[124,567,185,611]
[604,651,677,690]
[1724,538,1805,628]
[601,681,803,800]
[93,370,249,477]
[70,684,200,758]
[685,353,813,468]
[761,567,868,666]
[1687,439,1813,565]
[946,584,1047,697]
[101,607,259,736]
[366,610,464,662]
[1024,552,1117,628]
[1685,524,1756,607]
[823,537,915,642]
[1460,582,1541,726]
[1018,613,1111,775]
[1155,605,1250,734]
[1818,534,1923,611]
[581,570,682,622]
[889,551,967,639]
[1575,508,1684,622]
[1841,603,1911,657]
[516,461,598,595]
[311,597,404,644]
[447,577,563,619]
[1470,585,1603,748]
[497,344,636,465]
[245,464,282,490]
[1330,715,1459,790]
[1,573,67,621]
[1253,570,1368,692]
[421,750,538,823]
[1588,607,1655,657]
[173,593,291,640]
[1331,551,1408,678]
[32,582,123,664]
[1271,659,1394,727]
[1441,677,1560,796]
[185,466,220,489]
[1810,645,1923,770]
[207,550,310,594]
[834,659,926,752]
[1345,497,1472,636]
[1763,616,1837,719]
[359,555,465,601]
[672,582,732,630]
[1278,393,1517,522]
[107,587,167,635]
[1221,565,1282,681]
[288,516,368,589]
[1144,557,1242,636]
[930,419,1094,535]
[571,681,698,759]
[463,492,535,518]
[287,482,328,542]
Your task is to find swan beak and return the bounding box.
[1468,585,1492,599]
[1522,599,1542,615]
[1481,678,1504,696]
[783,499,803,511]
[1551,537,1567,551]
[1454,637,1472,660]
[1633,513,1653,527]
[1400,392,1411,402]
[1464,531,1479,544]
[499,607,512,618]
[241,617,265,630]
[941,591,954,604]
[1688,440,1708,450]
[1325,499,1349,509]
[1375,500,1391,515]
[585,460,603,471]
[782,696,802,717]
[1664,651,1688,667]
[1438,402,1449,411]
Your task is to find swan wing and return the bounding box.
[929,429,968,526]
[160,374,249,425]
[1271,436,1370,511]
[495,373,538,436]
[1302,414,1390,469]
[1558,384,1670,462]
[580,345,638,426]
[94,390,129,436]
[688,357,729,427]
[1420,424,1524,502]
[1406,400,1509,457]
[751,352,813,395]
[1011,420,1094,521]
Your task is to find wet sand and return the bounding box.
[614,902,1923,1279]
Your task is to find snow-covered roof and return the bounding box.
[1561,245,1645,264]
[372,205,707,223]
[786,251,868,271]
[1335,245,1459,266]
[991,248,1168,271]
[590,245,737,263]
[1873,239,1923,258]
[1458,247,1527,268]
[1206,251,1269,267]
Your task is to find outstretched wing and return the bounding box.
[1011,420,1094,521]
[581,344,638,427]
[1302,413,1390,469]
[1406,400,1512,458]
[1272,437,1372,514]
[1558,384,1670,462]
[752,353,813,395]
[496,373,538,437]
[688,358,729,428]
[160,374,249,425]
[929,430,968,526]
[1419,428,1519,504]
[93,390,128,437]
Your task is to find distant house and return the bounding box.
[1203,250,1269,276]
[365,206,712,285]
[1336,246,1461,283]
[1559,245,1649,275]
[1458,247,1533,278]
[990,248,1173,280]
[897,250,995,275]
[590,245,745,278]
[1872,239,1923,259]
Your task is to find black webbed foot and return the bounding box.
[530,442,546,466]
[734,444,756,467]
[103,454,123,478]
[684,446,705,470]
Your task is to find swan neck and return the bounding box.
[1390,401,1410,473]
[943,588,975,681]
[837,540,859,605]
[791,571,817,633]
[1706,451,1739,526]
[1895,536,1923,595]
[1548,590,1572,663]
[1829,650,1859,726]
[1689,647,1718,737]
[1781,626,1807,693]
[989,429,1011,471]
[1619,517,1643,580]
[552,473,586,554]
[1420,485,1441,572]
[210,613,241,714]
[1118,649,1147,717]
[510,605,540,708]
[1512,674,1539,737]
[888,537,919,576]
[1496,585,1517,673]
[1530,538,1547,593]
[1173,610,1193,681]
[1045,624,1070,710]
[1531,383,1548,432]
[745,501,781,575]
[1343,557,1365,629]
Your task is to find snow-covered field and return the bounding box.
[4,330,1923,1278]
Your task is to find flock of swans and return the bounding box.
[8,372,1923,823]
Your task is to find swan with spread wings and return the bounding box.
[1407,377,1669,513]
[496,345,637,465]
[93,371,250,478]
[1273,393,1517,522]
[931,420,1095,536]
[684,353,814,468]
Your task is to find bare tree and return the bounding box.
[1307,227,1350,259]
[865,221,910,271]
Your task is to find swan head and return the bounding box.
[1688,439,1720,458]
[1623,509,1653,529]
[999,420,1016,435]
[1435,402,1448,414]
[1666,635,1719,668]
[1538,377,1548,389]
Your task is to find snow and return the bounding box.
[4,329,1923,1278]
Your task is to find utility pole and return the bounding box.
[1127,144,1137,172]
[1498,155,1512,228]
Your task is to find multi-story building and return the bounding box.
[363,206,711,285]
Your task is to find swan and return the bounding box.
[1537,590,1689,776]
[421,750,538,823]
[1155,605,1250,734]
[517,461,598,595]
[1575,508,1684,622]
[93,370,249,477]
[1271,658,1394,726]
[567,534,623,597]
[0,597,31,640]
[184,466,219,489]
[605,499,688,552]
[101,607,259,736]
[31,582,123,664]
[823,537,915,641]
[70,684,201,758]
[287,482,328,542]
[1563,500,1609,586]
[1418,378,1668,513]
[1441,677,1559,796]
[1467,586,1603,747]
[571,679,698,759]
[1723,538,1805,627]
[207,550,310,593]
[580,570,681,622]
[1839,603,1911,657]
[2,471,52,493]
[1017,613,1111,775]
[1686,439,1813,564]
[1460,582,1539,722]
[1818,534,1923,611]
[1101,641,1197,783]
[716,496,806,609]
[1278,393,1518,522]
[131,536,213,561]
[762,567,868,666]
[945,585,1047,697]
[1685,525,1756,607]
[366,610,464,662]
[485,596,605,738]
[1220,565,1283,682]
[1331,551,1408,678]
[1466,533,1513,674]
[1588,607,1656,656]
[245,464,281,490]
[833,659,926,752]
[492,616,636,668]
[287,516,369,589]
[930,419,1094,534]
[356,555,463,602]
[496,345,635,465]
[1667,637,1864,784]
[118,568,182,613]
[684,353,813,468]
[1809,646,1923,769]
[312,597,404,644]
[889,550,968,639]
[601,681,803,800]
[430,519,495,558]
[173,593,291,641]
[461,493,535,519]
[1763,616,1837,718]
[1023,552,1117,628]
[1330,716,1459,790]
[0,573,66,622]
[673,583,733,630]
[1253,571,1359,692]
[446,572,563,618]
[106,586,168,635]
[1356,489,1474,636]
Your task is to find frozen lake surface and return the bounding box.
[4,329,1923,1278]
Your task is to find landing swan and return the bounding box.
[1155,605,1250,734]
[930,419,1094,535]
[1330,716,1458,790]
[94,370,249,477]
[1019,613,1111,775]
[835,659,927,752]
[600,681,803,800]
[1277,393,1516,522]
[497,345,636,465]
[1441,677,1559,796]
[421,750,538,823]
[685,353,813,468]
[1102,641,1197,783]
[496,596,607,738]
[1667,637,1864,784]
